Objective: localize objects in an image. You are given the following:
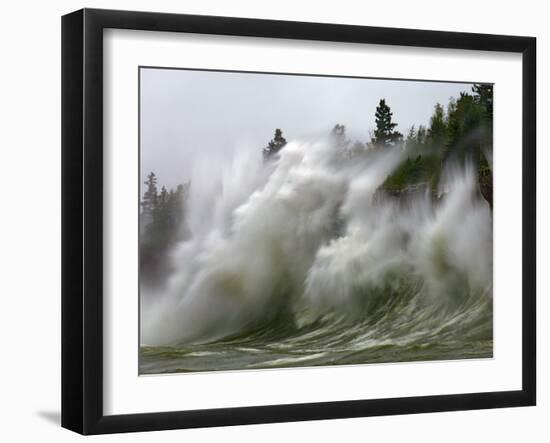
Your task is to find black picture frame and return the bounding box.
[61,8,536,435]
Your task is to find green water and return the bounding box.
[140,290,492,374]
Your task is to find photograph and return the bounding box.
[138,67,494,375]
[139,67,493,374]
[55,4,541,436]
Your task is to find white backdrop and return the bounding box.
[0,0,546,441]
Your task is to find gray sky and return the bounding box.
[140,67,473,189]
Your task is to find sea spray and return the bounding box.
[140,135,492,367]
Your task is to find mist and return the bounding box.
[140,68,472,189]
[138,70,493,373]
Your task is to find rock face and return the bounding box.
[478,152,493,209]
[376,167,493,212]
[373,181,444,209]
[383,181,431,198]
[377,149,493,211]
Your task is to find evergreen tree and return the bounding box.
[168,183,190,239]
[472,84,493,116]
[370,99,403,147]
[141,172,158,225]
[446,93,485,157]
[331,123,345,140]
[155,186,170,241]
[331,123,350,150]
[139,173,190,288]
[427,103,447,148]
[471,83,493,155]
[444,89,493,208]
[405,125,417,149]
[263,128,287,159]
[416,125,427,145]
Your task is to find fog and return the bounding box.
[140,68,473,189]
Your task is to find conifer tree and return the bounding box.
[427,103,447,148]
[139,174,190,287]
[141,172,158,225]
[263,128,287,159]
[416,125,427,145]
[405,125,417,149]
[472,84,493,116]
[331,124,351,150]
[370,99,403,147]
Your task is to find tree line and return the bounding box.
[140,172,190,286]
[263,83,493,206]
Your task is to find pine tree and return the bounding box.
[370,99,403,147]
[139,175,191,288]
[444,90,492,208]
[331,123,345,141]
[405,125,417,149]
[427,103,447,148]
[472,84,493,116]
[263,128,287,159]
[446,93,485,157]
[168,183,190,240]
[141,172,158,225]
[331,123,351,151]
[416,125,427,145]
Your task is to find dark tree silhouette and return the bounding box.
[416,125,427,145]
[370,99,403,147]
[427,103,447,148]
[263,128,287,159]
[141,172,158,226]
[472,84,493,116]
[405,125,417,149]
[331,123,351,149]
[140,174,190,288]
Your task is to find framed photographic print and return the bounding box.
[61,8,536,435]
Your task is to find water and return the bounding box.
[140,137,493,374]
